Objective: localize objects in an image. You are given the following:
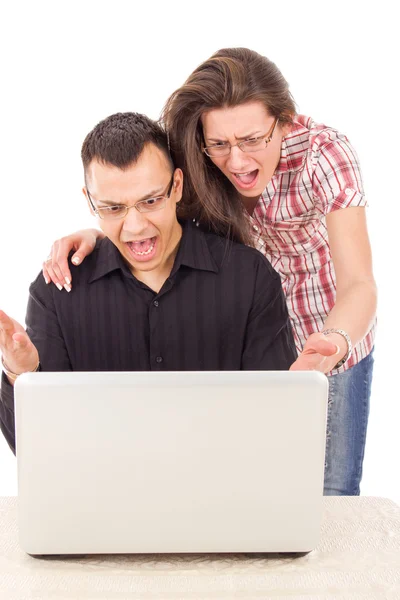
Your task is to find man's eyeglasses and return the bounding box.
[87,176,174,220]
[202,118,279,158]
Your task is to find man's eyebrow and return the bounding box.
[91,186,166,206]
[207,131,263,143]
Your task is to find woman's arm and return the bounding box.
[43,228,104,290]
[290,206,377,372]
[323,205,376,343]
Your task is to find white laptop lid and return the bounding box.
[15,370,328,555]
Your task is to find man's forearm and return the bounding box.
[0,372,17,454]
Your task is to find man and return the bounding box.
[0,112,297,454]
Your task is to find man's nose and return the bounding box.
[122,206,148,233]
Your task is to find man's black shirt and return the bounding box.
[0,220,297,453]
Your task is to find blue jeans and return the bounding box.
[323,350,374,496]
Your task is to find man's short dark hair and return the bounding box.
[81,112,173,174]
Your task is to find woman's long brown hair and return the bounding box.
[160,47,296,246]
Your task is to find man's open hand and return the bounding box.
[0,310,39,377]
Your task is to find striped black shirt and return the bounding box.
[1,219,297,453]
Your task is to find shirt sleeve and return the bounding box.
[314,135,368,214]
[241,257,298,370]
[0,275,72,455]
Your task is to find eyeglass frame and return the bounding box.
[86,175,175,220]
[202,118,279,158]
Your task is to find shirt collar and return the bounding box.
[170,219,218,275]
[88,238,130,283]
[274,115,311,175]
[88,219,218,284]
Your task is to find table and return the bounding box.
[0,496,399,599]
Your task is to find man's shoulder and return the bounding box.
[29,237,114,297]
[201,227,279,280]
[70,237,110,266]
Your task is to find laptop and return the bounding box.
[14,370,328,556]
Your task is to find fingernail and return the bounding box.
[65,277,71,285]
[72,257,80,265]
[64,284,71,293]
[44,277,49,284]
[56,283,63,291]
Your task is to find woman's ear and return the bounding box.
[172,168,184,204]
[279,114,295,138]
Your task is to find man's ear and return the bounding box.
[83,187,96,216]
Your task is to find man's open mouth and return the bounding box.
[126,236,157,258]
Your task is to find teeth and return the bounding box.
[130,239,155,256]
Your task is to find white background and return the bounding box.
[0,1,399,503]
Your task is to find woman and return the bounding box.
[42,48,377,496]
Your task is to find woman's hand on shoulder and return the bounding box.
[42,229,104,291]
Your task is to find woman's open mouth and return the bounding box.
[231,170,259,190]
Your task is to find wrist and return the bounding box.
[322,328,352,369]
[323,332,347,356]
[1,356,40,385]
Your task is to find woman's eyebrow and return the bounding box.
[235,131,263,140]
[207,130,262,142]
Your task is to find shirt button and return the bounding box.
[153,300,159,307]
[253,225,259,232]
[345,188,353,195]
[156,356,163,363]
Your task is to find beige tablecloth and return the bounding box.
[0,496,399,599]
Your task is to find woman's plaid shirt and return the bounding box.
[250,115,375,374]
